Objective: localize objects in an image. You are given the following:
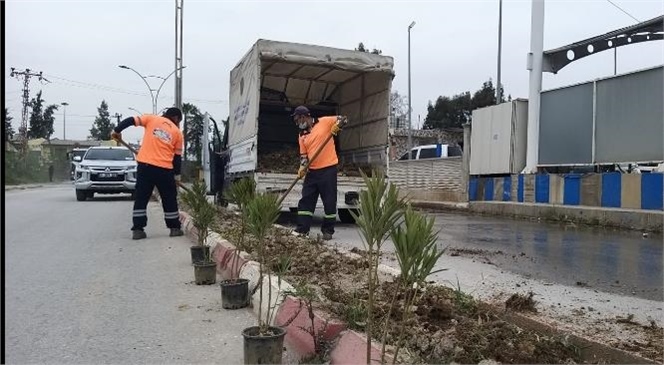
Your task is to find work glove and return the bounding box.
[331,123,341,136]
[110,131,122,141]
[175,175,182,183]
[297,166,307,179]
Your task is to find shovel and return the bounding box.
[113,137,191,194]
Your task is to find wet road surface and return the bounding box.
[278,209,663,301]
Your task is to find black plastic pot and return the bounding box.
[220,279,249,309]
[193,261,217,285]
[190,245,210,265]
[242,326,287,365]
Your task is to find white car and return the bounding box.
[398,144,463,160]
[74,146,137,201]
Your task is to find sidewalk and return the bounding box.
[116,202,255,363]
[4,181,69,191]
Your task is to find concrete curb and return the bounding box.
[4,184,45,191]
[179,211,387,364]
[178,211,657,365]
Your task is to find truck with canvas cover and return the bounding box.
[226,39,394,223]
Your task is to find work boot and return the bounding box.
[291,230,307,238]
[170,228,184,237]
[322,233,333,241]
[132,230,147,240]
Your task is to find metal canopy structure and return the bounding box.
[543,15,663,74]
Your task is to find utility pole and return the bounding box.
[10,68,49,154]
[175,0,184,111]
[61,102,69,140]
[407,21,416,160]
[175,0,185,175]
[496,0,503,104]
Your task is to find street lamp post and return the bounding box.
[61,102,69,140]
[118,65,186,114]
[408,21,416,160]
[128,107,143,115]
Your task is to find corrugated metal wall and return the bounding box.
[595,67,664,163]
[539,66,663,165]
[539,83,594,165]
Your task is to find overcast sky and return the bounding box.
[5,0,663,143]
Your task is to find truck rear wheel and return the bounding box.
[338,208,358,224]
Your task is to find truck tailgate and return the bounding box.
[256,172,364,210]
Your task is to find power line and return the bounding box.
[44,74,226,104]
[605,0,641,22]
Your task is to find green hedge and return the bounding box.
[4,152,50,185]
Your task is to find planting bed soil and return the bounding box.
[177,198,663,364]
[255,148,374,177]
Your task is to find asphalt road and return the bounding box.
[5,184,254,364]
[278,207,663,301]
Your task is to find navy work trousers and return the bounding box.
[131,163,181,231]
[295,164,338,235]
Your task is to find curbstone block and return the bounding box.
[330,330,391,365]
[275,296,346,361]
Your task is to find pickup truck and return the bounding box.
[73,146,137,201]
[225,40,394,223]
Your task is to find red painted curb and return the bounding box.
[212,243,248,280]
[178,211,385,364]
[330,330,389,365]
[275,296,346,360]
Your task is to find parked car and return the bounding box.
[74,146,137,201]
[67,148,89,180]
[398,144,462,160]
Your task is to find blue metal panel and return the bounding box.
[484,178,495,201]
[503,176,512,201]
[563,174,581,206]
[469,177,478,201]
[518,175,524,202]
[535,174,550,203]
[601,173,621,208]
[641,173,664,210]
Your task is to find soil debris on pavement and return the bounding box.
[505,292,538,313]
[448,248,505,257]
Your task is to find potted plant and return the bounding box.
[181,179,212,265]
[242,192,287,364]
[220,178,256,309]
[182,179,218,285]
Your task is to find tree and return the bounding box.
[423,79,507,129]
[27,91,59,140]
[355,42,382,55]
[4,108,15,140]
[390,91,408,129]
[182,103,204,163]
[89,100,115,140]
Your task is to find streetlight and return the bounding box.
[118,65,186,114]
[61,102,69,140]
[128,107,144,115]
[408,21,416,160]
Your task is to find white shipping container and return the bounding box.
[470,99,528,175]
